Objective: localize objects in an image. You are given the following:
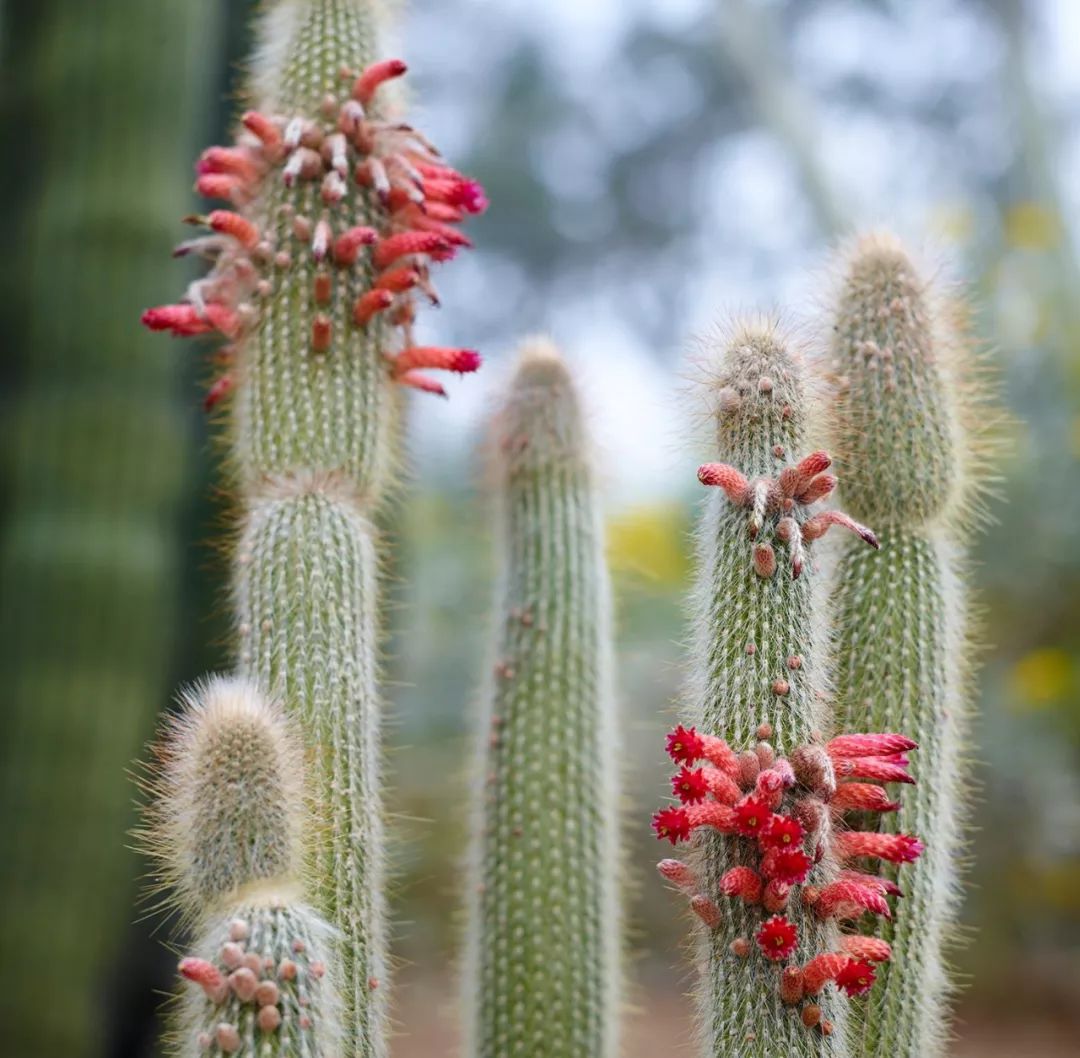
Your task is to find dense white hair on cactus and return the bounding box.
[141,675,305,921]
[680,318,850,1057]
[827,231,1001,1058]
[466,336,621,1058]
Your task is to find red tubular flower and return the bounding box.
[395,370,446,398]
[841,935,893,963]
[333,225,380,267]
[836,831,924,864]
[374,267,421,293]
[373,231,451,269]
[701,735,740,776]
[656,858,697,891]
[755,914,798,961]
[179,957,227,1002]
[393,346,481,376]
[760,814,805,851]
[697,462,751,504]
[760,847,812,885]
[195,173,243,202]
[665,724,704,764]
[834,756,914,784]
[207,210,260,249]
[720,866,762,904]
[652,807,691,845]
[352,289,394,327]
[831,783,901,813]
[797,472,837,505]
[141,304,213,336]
[836,958,876,997]
[198,146,261,182]
[671,766,710,805]
[826,733,918,758]
[703,766,742,805]
[733,796,772,838]
[793,449,831,481]
[452,178,489,214]
[352,58,408,105]
[838,870,903,898]
[801,952,850,995]
[762,879,791,913]
[241,110,282,152]
[812,879,891,920]
[685,802,738,834]
[690,894,722,928]
[801,510,880,549]
[405,213,474,248]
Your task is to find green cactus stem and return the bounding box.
[467,338,621,1058]
[144,676,341,1058]
[828,232,994,1058]
[652,321,898,1057]
[141,3,486,1055]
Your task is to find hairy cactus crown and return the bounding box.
[141,676,304,917]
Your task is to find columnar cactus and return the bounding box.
[144,677,341,1057]
[467,339,621,1058]
[0,3,220,1053]
[141,3,486,1055]
[828,232,990,1058]
[651,322,922,1056]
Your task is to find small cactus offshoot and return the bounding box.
[141,676,341,1057]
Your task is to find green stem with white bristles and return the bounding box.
[828,233,990,1058]
[231,4,399,1055]
[146,676,342,1058]
[688,324,846,1058]
[467,339,621,1058]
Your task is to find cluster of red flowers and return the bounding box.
[653,722,923,1032]
[698,451,879,578]
[142,58,486,408]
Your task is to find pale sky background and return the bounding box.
[391,0,1080,506]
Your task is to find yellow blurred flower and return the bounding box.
[606,503,689,587]
[1007,647,1074,709]
[1004,201,1060,250]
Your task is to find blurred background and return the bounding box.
[1,0,1078,1055]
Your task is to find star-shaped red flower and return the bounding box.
[734,796,772,838]
[759,813,804,850]
[755,914,798,961]
[652,806,691,845]
[761,846,813,885]
[665,725,705,765]
[836,957,877,997]
[671,766,710,804]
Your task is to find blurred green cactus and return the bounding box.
[466,338,621,1058]
[0,2,222,1054]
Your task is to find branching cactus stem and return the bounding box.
[142,3,486,1055]
[828,232,996,1058]
[651,322,921,1057]
[142,677,341,1057]
[467,338,621,1058]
